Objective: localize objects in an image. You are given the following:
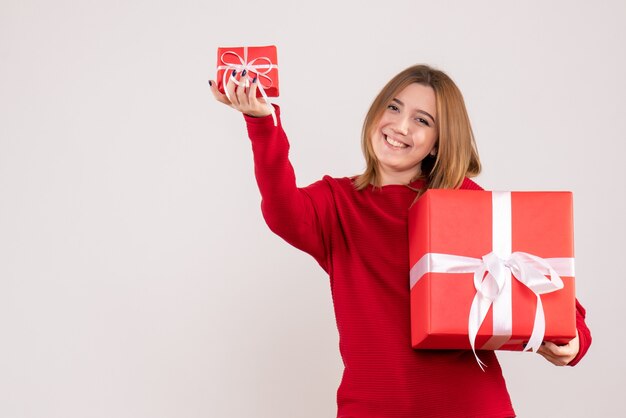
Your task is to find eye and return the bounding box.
[415,117,430,127]
[387,104,399,112]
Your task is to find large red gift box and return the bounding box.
[216,45,279,98]
[408,190,576,353]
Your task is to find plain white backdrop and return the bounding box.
[1,0,625,416]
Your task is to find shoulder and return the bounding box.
[315,175,355,188]
[300,175,341,192]
[302,176,357,198]
[460,177,484,190]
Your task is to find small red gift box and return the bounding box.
[408,190,576,355]
[216,45,279,98]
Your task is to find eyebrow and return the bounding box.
[392,98,436,124]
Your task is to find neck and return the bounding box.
[377,166,421,186]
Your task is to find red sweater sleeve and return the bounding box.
[568,299,592,366]
[243,106,333,271]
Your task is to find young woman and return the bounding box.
[209,65,591,417]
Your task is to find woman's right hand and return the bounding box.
[209,70,272,118]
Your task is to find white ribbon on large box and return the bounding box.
[409,191,575,369]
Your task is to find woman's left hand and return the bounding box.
[537,331,579,366]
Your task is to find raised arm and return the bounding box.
[209,73,333,270]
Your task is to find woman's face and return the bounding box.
[371,83,438,185]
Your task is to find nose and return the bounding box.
[391,115,410,136]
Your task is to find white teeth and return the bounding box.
[385,135,408,148]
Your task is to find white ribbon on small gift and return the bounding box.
[409,191,575,370]
[217,47,279,126]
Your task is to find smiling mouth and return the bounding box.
[384,135,409,149]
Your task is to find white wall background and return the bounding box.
[1,0,624,416]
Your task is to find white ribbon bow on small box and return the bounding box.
[217,47,279,126]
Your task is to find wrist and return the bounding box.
[243,104,280,123]
[244,110,271,118]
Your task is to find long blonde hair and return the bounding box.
[355,64,481,193]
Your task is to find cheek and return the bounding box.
[370,125,384,146]
[419,130,438,148]
[374,114,392,131]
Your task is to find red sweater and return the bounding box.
[244,107,591,417]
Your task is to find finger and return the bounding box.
[247,75,258,102]
[540,341,563,356]
[236,69,250,107]
[537,350,556,362]
[208,80,231,105]
[538,351,568,366]
[248,77,269,115]
[225,69,239,106]
[537,342,575,366]
[537,346,568,365]
[544,341,573,356]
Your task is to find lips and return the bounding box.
[383,134,409,149]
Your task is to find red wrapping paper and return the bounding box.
[408,190,576,351]
[216,45,279,98]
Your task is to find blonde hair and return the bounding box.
[354,64,481,193]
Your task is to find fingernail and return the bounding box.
[231,69,237,76]
[241,69,247,77]
[252,77,257,83]
[208,80,212,86]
